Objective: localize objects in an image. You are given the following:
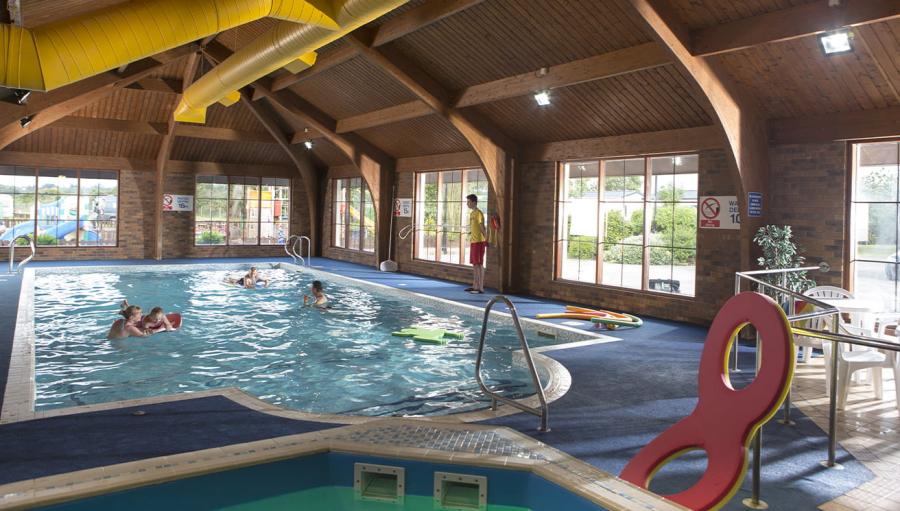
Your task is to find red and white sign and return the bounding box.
[394,198,412,217]
[698,195,739,229]
[163,194,193,212]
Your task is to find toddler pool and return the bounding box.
[27,264,578,417]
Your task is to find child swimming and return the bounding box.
[141,307,177,333]
[107,301,149,339]
[303,280,329,308]
[225,266,269,288]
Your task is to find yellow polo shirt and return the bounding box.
[469,208,486,243]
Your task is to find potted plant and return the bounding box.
[753,225,815,299]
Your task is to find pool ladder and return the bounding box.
[8,234,35,274]
[475,295,550,432]
[284,235,311,266]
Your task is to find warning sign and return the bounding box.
[699,196,739,229]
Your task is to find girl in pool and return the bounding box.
[141,306,177,333]
[107,301,149,339]
[304,280,329,308]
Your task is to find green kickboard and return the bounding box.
[391,327,464,344]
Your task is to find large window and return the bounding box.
[850,141,900,310]
[333,177,375,252]
[0,167,118,247]
[414,168,488,266]
[195,176,289,246]
[556,155,698,296]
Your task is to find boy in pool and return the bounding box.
[141,306,177,334]
[304,280,329,308]
[107,301,149,339]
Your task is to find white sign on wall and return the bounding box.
[394,198,412,217]
[698,195,739,229]
[163,194,193,212]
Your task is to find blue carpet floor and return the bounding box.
[0,256,876,510]
[0,395,338,485]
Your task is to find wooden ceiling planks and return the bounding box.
[288,56,419,120]
[306,137,352,167]
[714,32,900,119]
[387,0,653,91]
[667,0,820,30]
[70,88,177,123]
[470,65,712,143]
[19,0,127,27]
[354,114,470,158]
[170,137,292,166]
[8,128,160,159]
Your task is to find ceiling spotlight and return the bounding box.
[534,90,551,106]
[303,140,314,150]
[13,89,31,105]
[819,29,853,55]
[19,115,33,128]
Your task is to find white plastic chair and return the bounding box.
[824,323,896,410]
[795,286,853,364]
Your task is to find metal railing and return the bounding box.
[732,263,900,508]
[297,235,311,267]
[474,295,549,432]
[8,235,35,274]
[284,235,300,264]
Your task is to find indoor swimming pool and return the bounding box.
[28,264,572,416]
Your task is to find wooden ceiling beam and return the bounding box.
[175,124,275,143]
[331,42,671,134]
[265,45,359,96]
[0,43,198,150]
[154,51,201,260]
[346,32,517,290]
[51,116,168,135]
[629,0,769,272]
[522,126,724,162]
[289,130,327,144]
[769,106,900,145]
[127,77,183,94]
[240,90,322,249]
[371,0,486,47]
[691,0,900,57]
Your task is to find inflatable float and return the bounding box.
[536,306,642,330]
[391,327,463,344]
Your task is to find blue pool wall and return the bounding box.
[39,453,607,511]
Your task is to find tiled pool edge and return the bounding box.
[0,262,603,424]
[0,418,688,511]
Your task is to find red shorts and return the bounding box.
[470,241,487,266]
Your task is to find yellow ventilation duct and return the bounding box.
[0,0,340,91]
[174,0,407,123]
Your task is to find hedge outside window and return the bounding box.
[849,140,900,311]
[333,177,375,252]
[0,167,118,247]
[195,176,290,246]
[414,168,489,266]
[556,155,698,296]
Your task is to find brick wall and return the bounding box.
[29,170,311,261]
[513,150,742,324]
[768,142,847,288]
[321,172,377,267]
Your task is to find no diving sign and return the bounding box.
[699,196,739,229]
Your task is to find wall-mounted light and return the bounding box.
[302,127,313,150]
[13,90,31,105]
[819,29,853,55]
[533,90,551,106]
[19,115,33,128]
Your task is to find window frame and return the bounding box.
[0,167,120,248]
[846,138,900,309]
[331,177,375,253]
[413,167,489,267]
[193,175,290,247]
[553,153,699,297]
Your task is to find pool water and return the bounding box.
[33,266,560,416]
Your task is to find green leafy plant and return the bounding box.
[753,225,815,293]
[198,231,225,245]
[35,234,58,246]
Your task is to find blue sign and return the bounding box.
[748,192,763,218]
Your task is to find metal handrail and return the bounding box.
[474,295,549,432]
[8,235,35,274]
[284,235,300,263]
[297,235,311,266]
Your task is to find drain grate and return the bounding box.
[354,463,405,504]
[434,472,487,510]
